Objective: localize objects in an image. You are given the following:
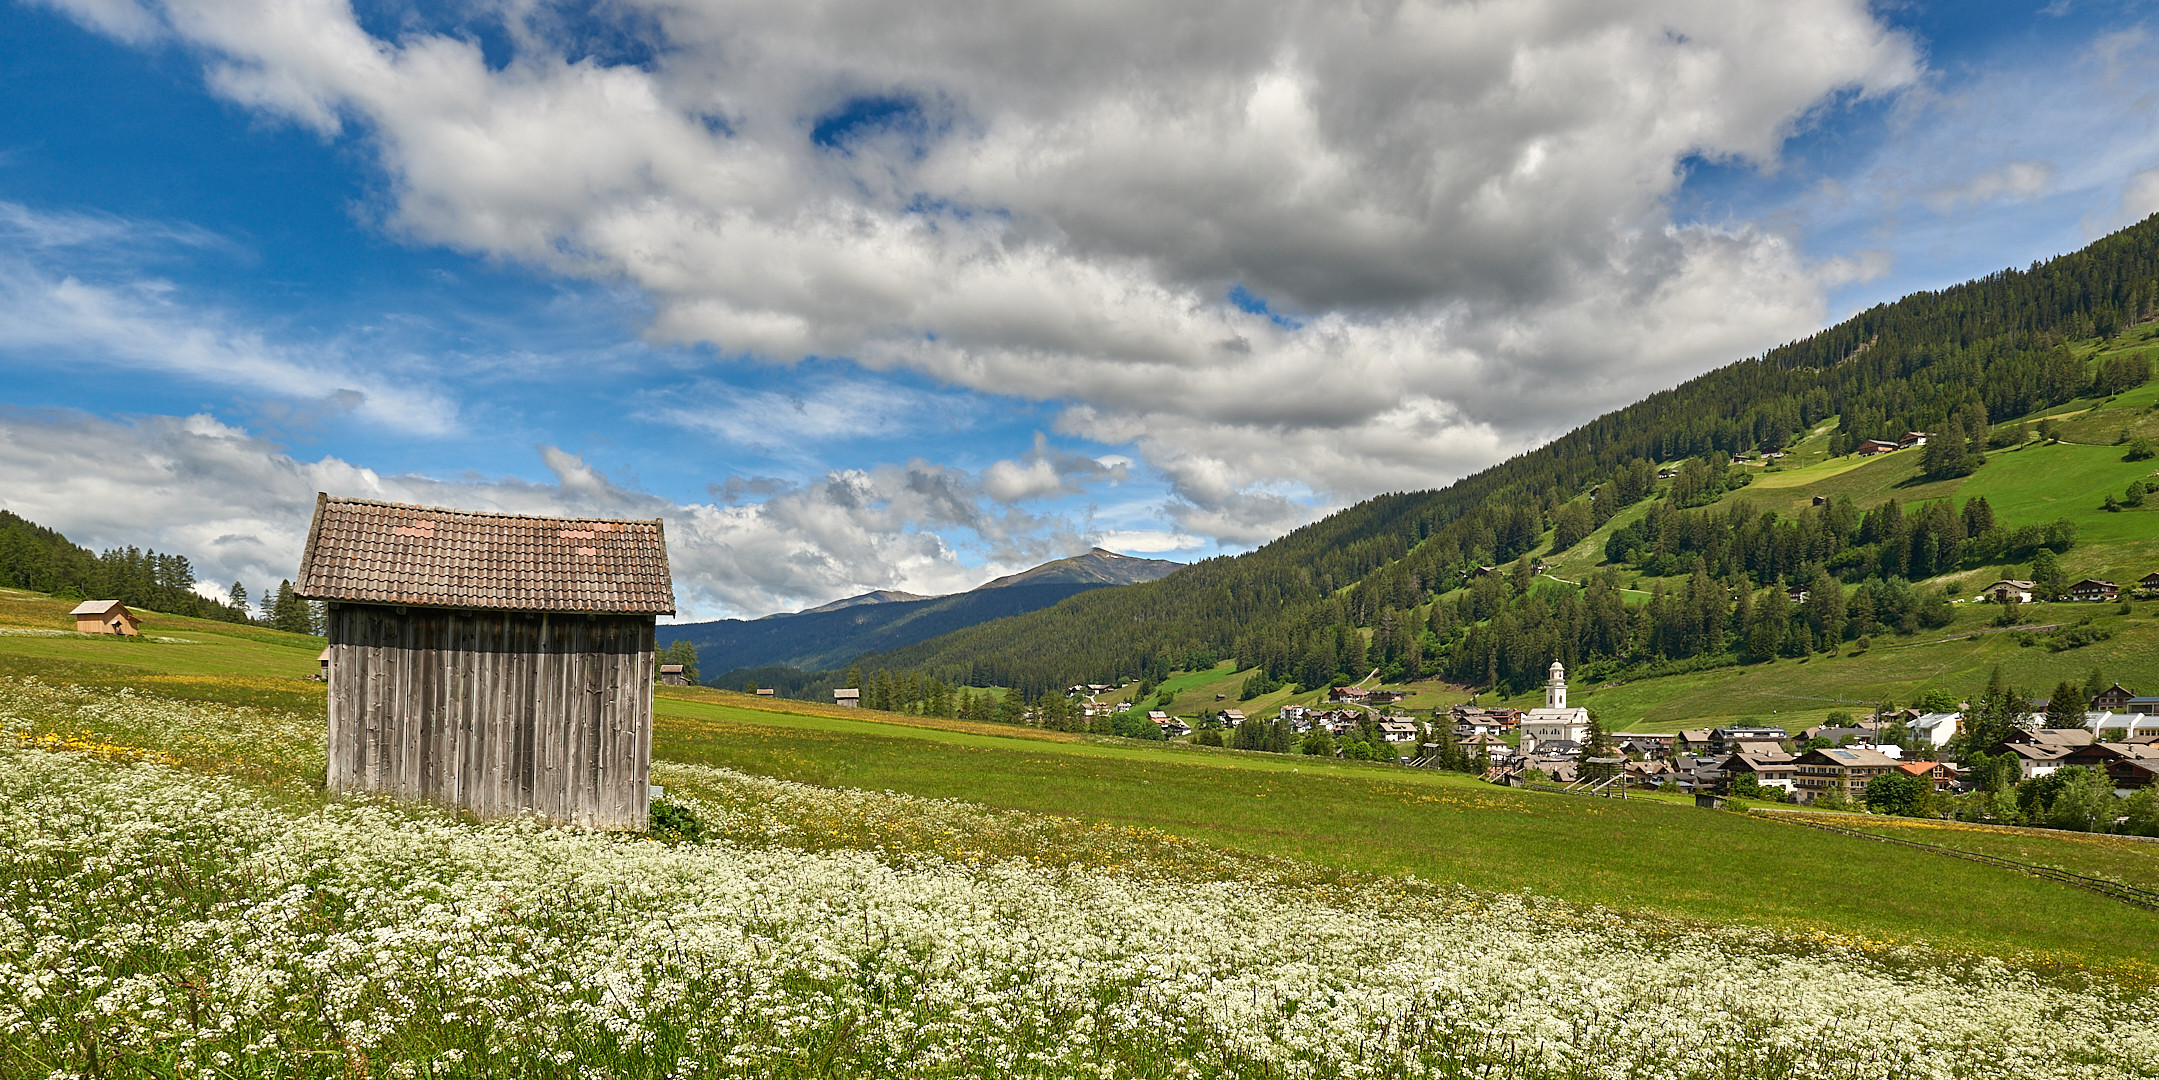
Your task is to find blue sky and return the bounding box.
[2,0,2158,618]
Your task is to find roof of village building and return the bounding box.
[68,599,130,616]
[1798,746,1901,767]
[296,495,675,614]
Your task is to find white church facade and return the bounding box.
[1520,660,1592,750]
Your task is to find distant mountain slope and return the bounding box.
[853,214,2159,696]
[978,548,1184,589]
[794,589,930,615]
[661,550,1184,674]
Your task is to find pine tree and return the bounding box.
[2045,680,2087,728]
[270,580,313,635]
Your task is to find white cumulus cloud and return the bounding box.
[38,0,1923,541]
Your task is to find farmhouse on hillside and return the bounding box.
[296,495,675,830]
[2070,578,2120,602]
[1984,579,2035,604]
[71,599,139,636]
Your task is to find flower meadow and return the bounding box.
[2,680,2157,1078]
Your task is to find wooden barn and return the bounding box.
[71,600,139,636]
[296,494,675,829]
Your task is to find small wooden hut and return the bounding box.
[296,494,674,829]
[71,600,140,636]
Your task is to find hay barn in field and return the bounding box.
[296,494,675,829]
[71,599,140,636]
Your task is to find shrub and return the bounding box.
[648,800,708,843]
[2127,436,2157,462]
[2044,622,2116,652]
[1864,771,1929,817]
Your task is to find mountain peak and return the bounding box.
[977,548,1184,590]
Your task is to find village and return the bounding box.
[1055,656,2159,810]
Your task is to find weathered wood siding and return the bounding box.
[325,604,655,829]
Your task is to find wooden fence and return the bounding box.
[1758,811,2159,911]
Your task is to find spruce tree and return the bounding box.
[2046,680,2088,728]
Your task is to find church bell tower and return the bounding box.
[1546,660,1566,710]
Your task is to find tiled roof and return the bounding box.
[295,494,674,614]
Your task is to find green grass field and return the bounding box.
[8,585,2159,975]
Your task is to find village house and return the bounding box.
[1216,708,1246,727]
[1894,759,1959,791]
[2109,758,2159,794]
[1670,754,1726,792]
[2070,578,2120,602]
[1897,431,1930,449]
[1457,732,1507,757]
[2141,570,2159,594]
[2056,741,2159,774]
[1999,727,2096,752]
[833,688,860,707]
[2128,696,2159,716]
[1855,439,1901,456]
[1709,726,1788,754]
[1722,752,1797,794]
[1378,719,1420,744]
[1613,731,1676,754]
[1908,712,1963,748]
[1157,716,1191,737]
[658,663,688,685]
[1792,746,1900,804]
[1805,723,1888,747]
[296,495,674,830]
[1994,742,2071,781]
[1328,686,1366,703]
[70,599,139,636]
[1984,579,2035,604]
[2092,683,2138,712]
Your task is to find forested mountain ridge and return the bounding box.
[667,548,1184,675]
[848,214,2159,699]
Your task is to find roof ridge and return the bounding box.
[317,494,665,527]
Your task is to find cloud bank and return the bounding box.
[34,0,1922,541]
[0,411,1096,617]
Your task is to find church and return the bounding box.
[1520,660,1592,750]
